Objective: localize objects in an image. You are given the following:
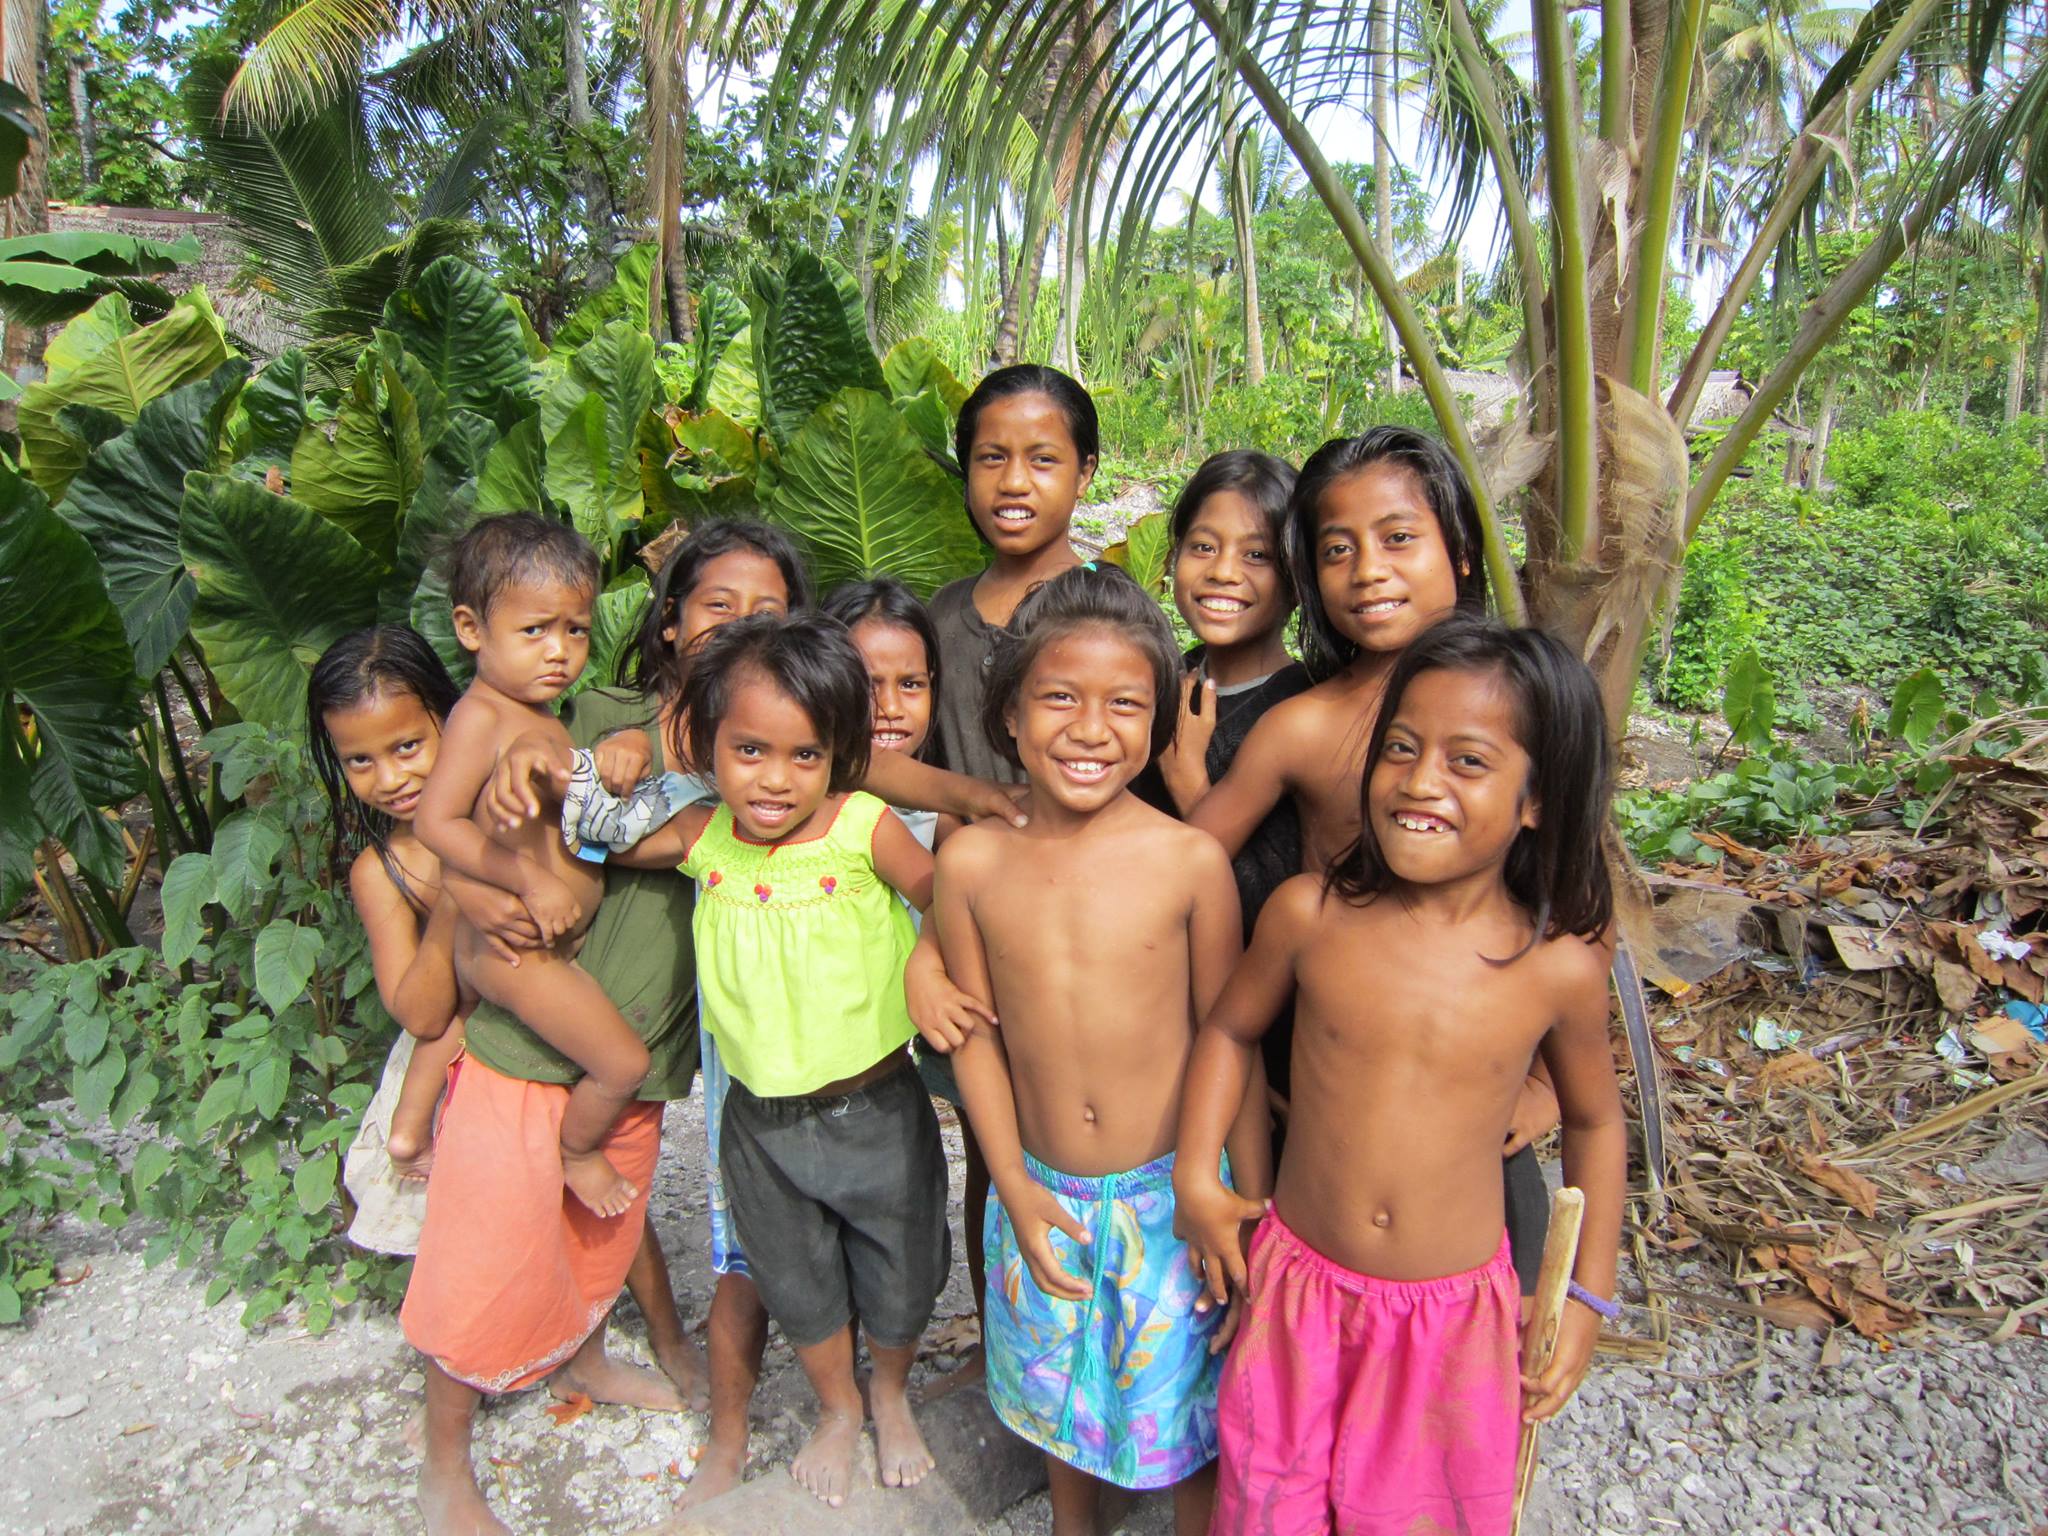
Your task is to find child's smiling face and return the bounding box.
[1173,488,1289,653]
[666,549,791,658]
[1007,626,1159,815]
[964,392,1095,559]
[454,579,593,702]
[1315,464,1463,657]
[1368,665,1536,887]
[325,690,442,824]
[713,671,833,842]
[850,617,933,757]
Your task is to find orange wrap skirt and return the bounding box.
[400,1055,664,1392]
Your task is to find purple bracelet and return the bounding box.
[1567,1280,1621,1319]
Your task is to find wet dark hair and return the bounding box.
[678,612,872,796]
[625,520,813,703]
[1169,449,1299,610]
[1289,428,1488,681]
[953,363,1100,475]
[306,625,462,893]
[981,563,1182,771]
[446,512,599,618]
[822,577,943,759]
[1327,615,1612,951]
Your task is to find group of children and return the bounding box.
[308,362,1626,1536]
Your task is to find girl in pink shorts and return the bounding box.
[1174,617,1629,1535]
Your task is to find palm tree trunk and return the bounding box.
[1050,211,1077,375]
[1370,0,1397,392]
[993,205,1052,367]
[1229,125,1265,386]
[2005,343,2026,425]
[563,0,616,295]
[2,0,48,436]
[2033,214,2048,446]
[1809,372,1839,489]
[67,59,95,193]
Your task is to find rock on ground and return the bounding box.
[2,1090,2042,1534]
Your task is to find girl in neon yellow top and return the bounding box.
[612,611,946,1507]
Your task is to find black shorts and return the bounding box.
[720,1057,952,1349]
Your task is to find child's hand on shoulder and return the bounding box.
[517,865,583,943]
[1520,1295,1601,1423]
[1005,1181,1094,1303]
[1172,1170,1265,1314]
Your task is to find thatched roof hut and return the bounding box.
[46,202,292,358]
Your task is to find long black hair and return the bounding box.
[624,519,813,702]
[1289,428,1488,681]
[953,363,1100,476]
[981,563,1182,769]
[307,625,461,893]
[1169,448,1299,614]
[822,576,943,759]
[1326,615,1612,951]
[677,612,873,795]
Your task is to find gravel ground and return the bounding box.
[3,1089,2042,1535]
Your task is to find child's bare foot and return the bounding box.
[419,1459,511,1536]
[791,1407,862,1507]
[561,1149,637,1218]
[651,1332,711,1413]
[674,1433,747,1510]
[871,1381,934,1489]
[550,1351,684,1411]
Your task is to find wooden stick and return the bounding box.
[1511,1186,1586,1536]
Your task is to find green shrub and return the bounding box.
[1653,537,1758,709]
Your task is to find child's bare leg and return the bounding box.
[924,1122,991,1402]
[677,1272,769,1510]
[866,1338,933,1489]
[461,942,649,1215]
[549,1314,683,1411]
[389,1025,466,1177]
[789,1323,866,1508]
[1046,1456,1104,1536]
[1171,1460,1218,1536]
[419,1359,509,1536]
[625,1218,710,1410]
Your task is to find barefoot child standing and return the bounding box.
[309,626,464,1224]
[1175,616,1627,1536]
[598,612,951,1507]
[933,565,1270,1536]
[415,513,651,1219]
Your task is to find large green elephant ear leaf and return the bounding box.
[477,414,553,516]
[379,409,497,623]
[17,288,230,500]
[566,578,652,701]
[0,467,146,899]
[181,473,386,734]
[881,337,971,413]
[705,323,761,427]
[42,293,138,382]
[750,254,885,446]
[554,244,660,353]
[382,256,535,429]
[1099,511,1172,598]
[240,350,310,467]
[289,335,442,564]
[540,320,657,549]
[685,283,751,411]
[58,360,250,677]
[759,389,982,598]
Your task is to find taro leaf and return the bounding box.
[546,393,622,547]
[289,337,440,564]
[704,323,761,427]
[0,467,146,900]
[181,473,385,734]
[685,283,751,410]
[896,385,956,468]
[381,256,535,429]
[42,293,138,384]
[1100,512,1172,597]
[881,336,970,413]
[378,409,496,624]
[58,361,250,677]
[477,413,551,516]
[53,403,129,457]
[635,410,695,538]
[241,350,310,467]
[253,919,322,1014]
[17,289,230,500]
[553,243,660,353]
[663,406,761,525]
[540,320,657,546]
[758,389,981,598]
[1887,667,1944,750]
[566,580,652,701]
[409,564,469,684]
[750,253,884,446]
[1721,647,1777,753]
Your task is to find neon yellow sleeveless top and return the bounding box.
[680,791,916,1097]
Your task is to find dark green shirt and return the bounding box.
[461,686,700,1097]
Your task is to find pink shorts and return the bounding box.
[1212,1210,1520,1536]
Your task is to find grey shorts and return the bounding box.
[720,1057,952,1349]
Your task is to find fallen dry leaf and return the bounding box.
[1792,1149,1881,1218]
[1759,1294,1836,1334]
[543,1391,594,1428]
